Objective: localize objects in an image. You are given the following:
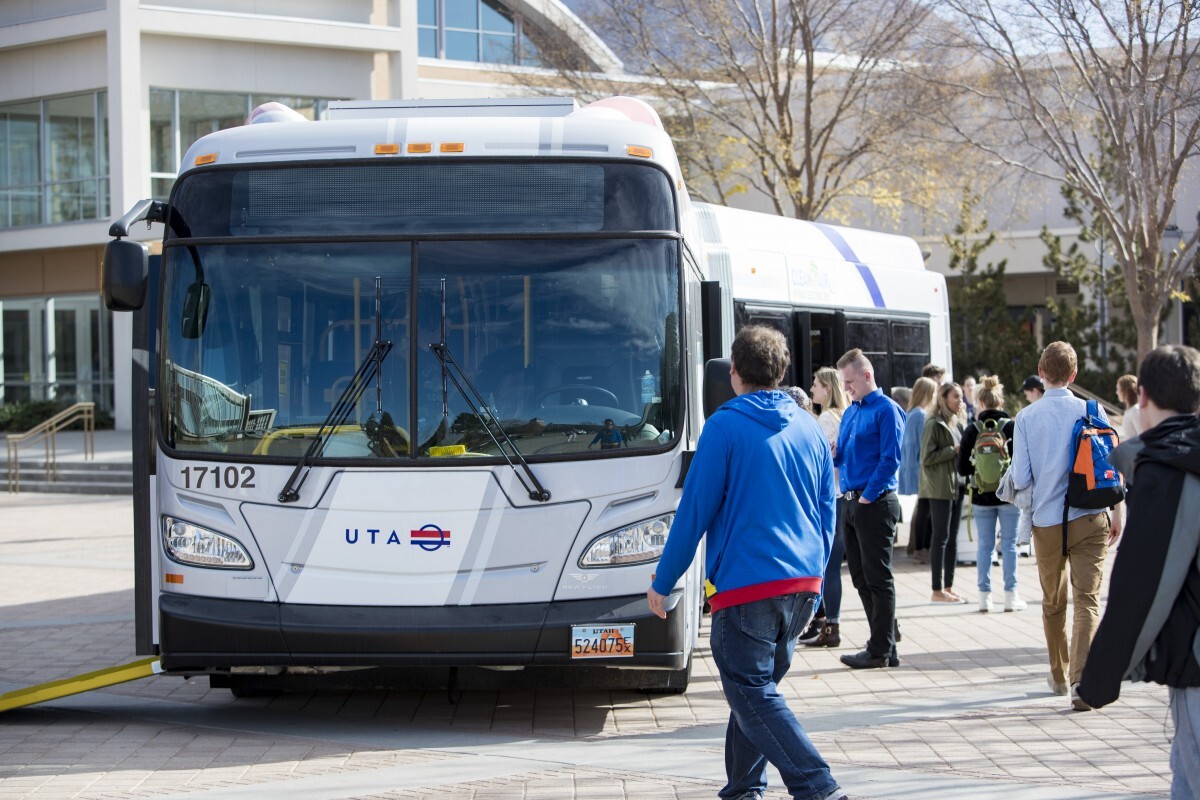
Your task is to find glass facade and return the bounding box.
[0,92,108,230]
[418,0,542,66]
[0,295,112,410]
[149,89,334,201]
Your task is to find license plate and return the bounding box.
[570,624,635,659]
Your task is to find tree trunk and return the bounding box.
[1124,251,1162,365]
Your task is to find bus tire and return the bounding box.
[213,675,282,698]
[637,655,692,694]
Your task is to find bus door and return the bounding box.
[734,304,795,387]
[796,310,844,387]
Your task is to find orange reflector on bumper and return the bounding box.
[164,574,183,584]
[375,143,400,155]
[407,143,432,154]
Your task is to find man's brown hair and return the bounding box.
[1038,341,1078,385]
[731,325,790,389]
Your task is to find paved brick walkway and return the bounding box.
[0,490,1171,799]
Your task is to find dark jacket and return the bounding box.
[1077,414,1200,708]
[957,408,1016,507]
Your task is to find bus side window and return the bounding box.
[890,321,931,394]
[846,318,890,392]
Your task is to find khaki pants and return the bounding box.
[1032,512,1109,685]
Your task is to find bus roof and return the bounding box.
[695,202,941,314]
[178,96,684,186]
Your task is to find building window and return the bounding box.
[418,0,542,66]
[0,92,108,230]
[0,295,113,411]
[149,90,334,201]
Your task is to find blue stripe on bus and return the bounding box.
[812,223,885,308]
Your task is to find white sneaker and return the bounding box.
[1005,591,1028,612]
[979,592,993,612]
[1070,683,1093,711]
[1047,675,1068,695]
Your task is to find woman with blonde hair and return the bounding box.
[899,377,938,562]
[957,375,1026,612]
[920,381,968,603]
[1116,374,1141,440]
[797,367,851,648]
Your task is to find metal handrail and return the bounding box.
[1067,384,1123,421]
[5,402,95,493]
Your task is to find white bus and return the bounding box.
[697,203,952,396]
[103,96,947,696]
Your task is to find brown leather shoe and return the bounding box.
[805,622,840,648]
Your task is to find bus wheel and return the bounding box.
[638,656,692,695]
[228,684,281,699]
[211,675,281,698]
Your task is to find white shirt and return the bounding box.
[1121,405,1141,441]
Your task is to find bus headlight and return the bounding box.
[162,516,254,570]
[579,513,674,568]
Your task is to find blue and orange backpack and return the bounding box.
[1062,399,1126,554]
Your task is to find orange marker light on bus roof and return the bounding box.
[626,145,653,158]
[164,573,184,584]
[407,143,433,154]
[374,144,400,155]
[440,142,465,153]
[194,153,217,166]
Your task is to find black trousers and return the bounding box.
[842,492,901,658]
[910,498,932,552]
[927,492,965,591]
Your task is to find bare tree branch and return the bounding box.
[937,0,1200,359]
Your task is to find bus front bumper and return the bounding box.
[157,591,690,672]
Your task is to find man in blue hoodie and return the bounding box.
[648,325,844,800]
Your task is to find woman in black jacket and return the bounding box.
[957,375,1027,613]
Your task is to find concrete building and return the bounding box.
[0,0,618,429]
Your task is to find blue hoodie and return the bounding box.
[652,390,836,610]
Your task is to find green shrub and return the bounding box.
[0,401,115,432]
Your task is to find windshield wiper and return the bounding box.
[429,341,551,503]
[429,276,549,503]
[278,277,392,503]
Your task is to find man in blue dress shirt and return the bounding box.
[835,348,906,669]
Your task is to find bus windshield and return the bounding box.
[158,165,683,462]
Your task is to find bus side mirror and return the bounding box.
[103,239,148,311]
[703,358,735,419]
[181,282,210,339]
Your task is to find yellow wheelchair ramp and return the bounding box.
[0,657,161,713]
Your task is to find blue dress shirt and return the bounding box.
[834,387,905,501]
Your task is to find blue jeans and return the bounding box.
[822,511,845,622]
[710,592,841,800]
[1172,686,1200,799]
[974,503,1020,592]
[813,505,845,623]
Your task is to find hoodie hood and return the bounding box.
[1140,414,1200,477]
[721,390,800,432]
